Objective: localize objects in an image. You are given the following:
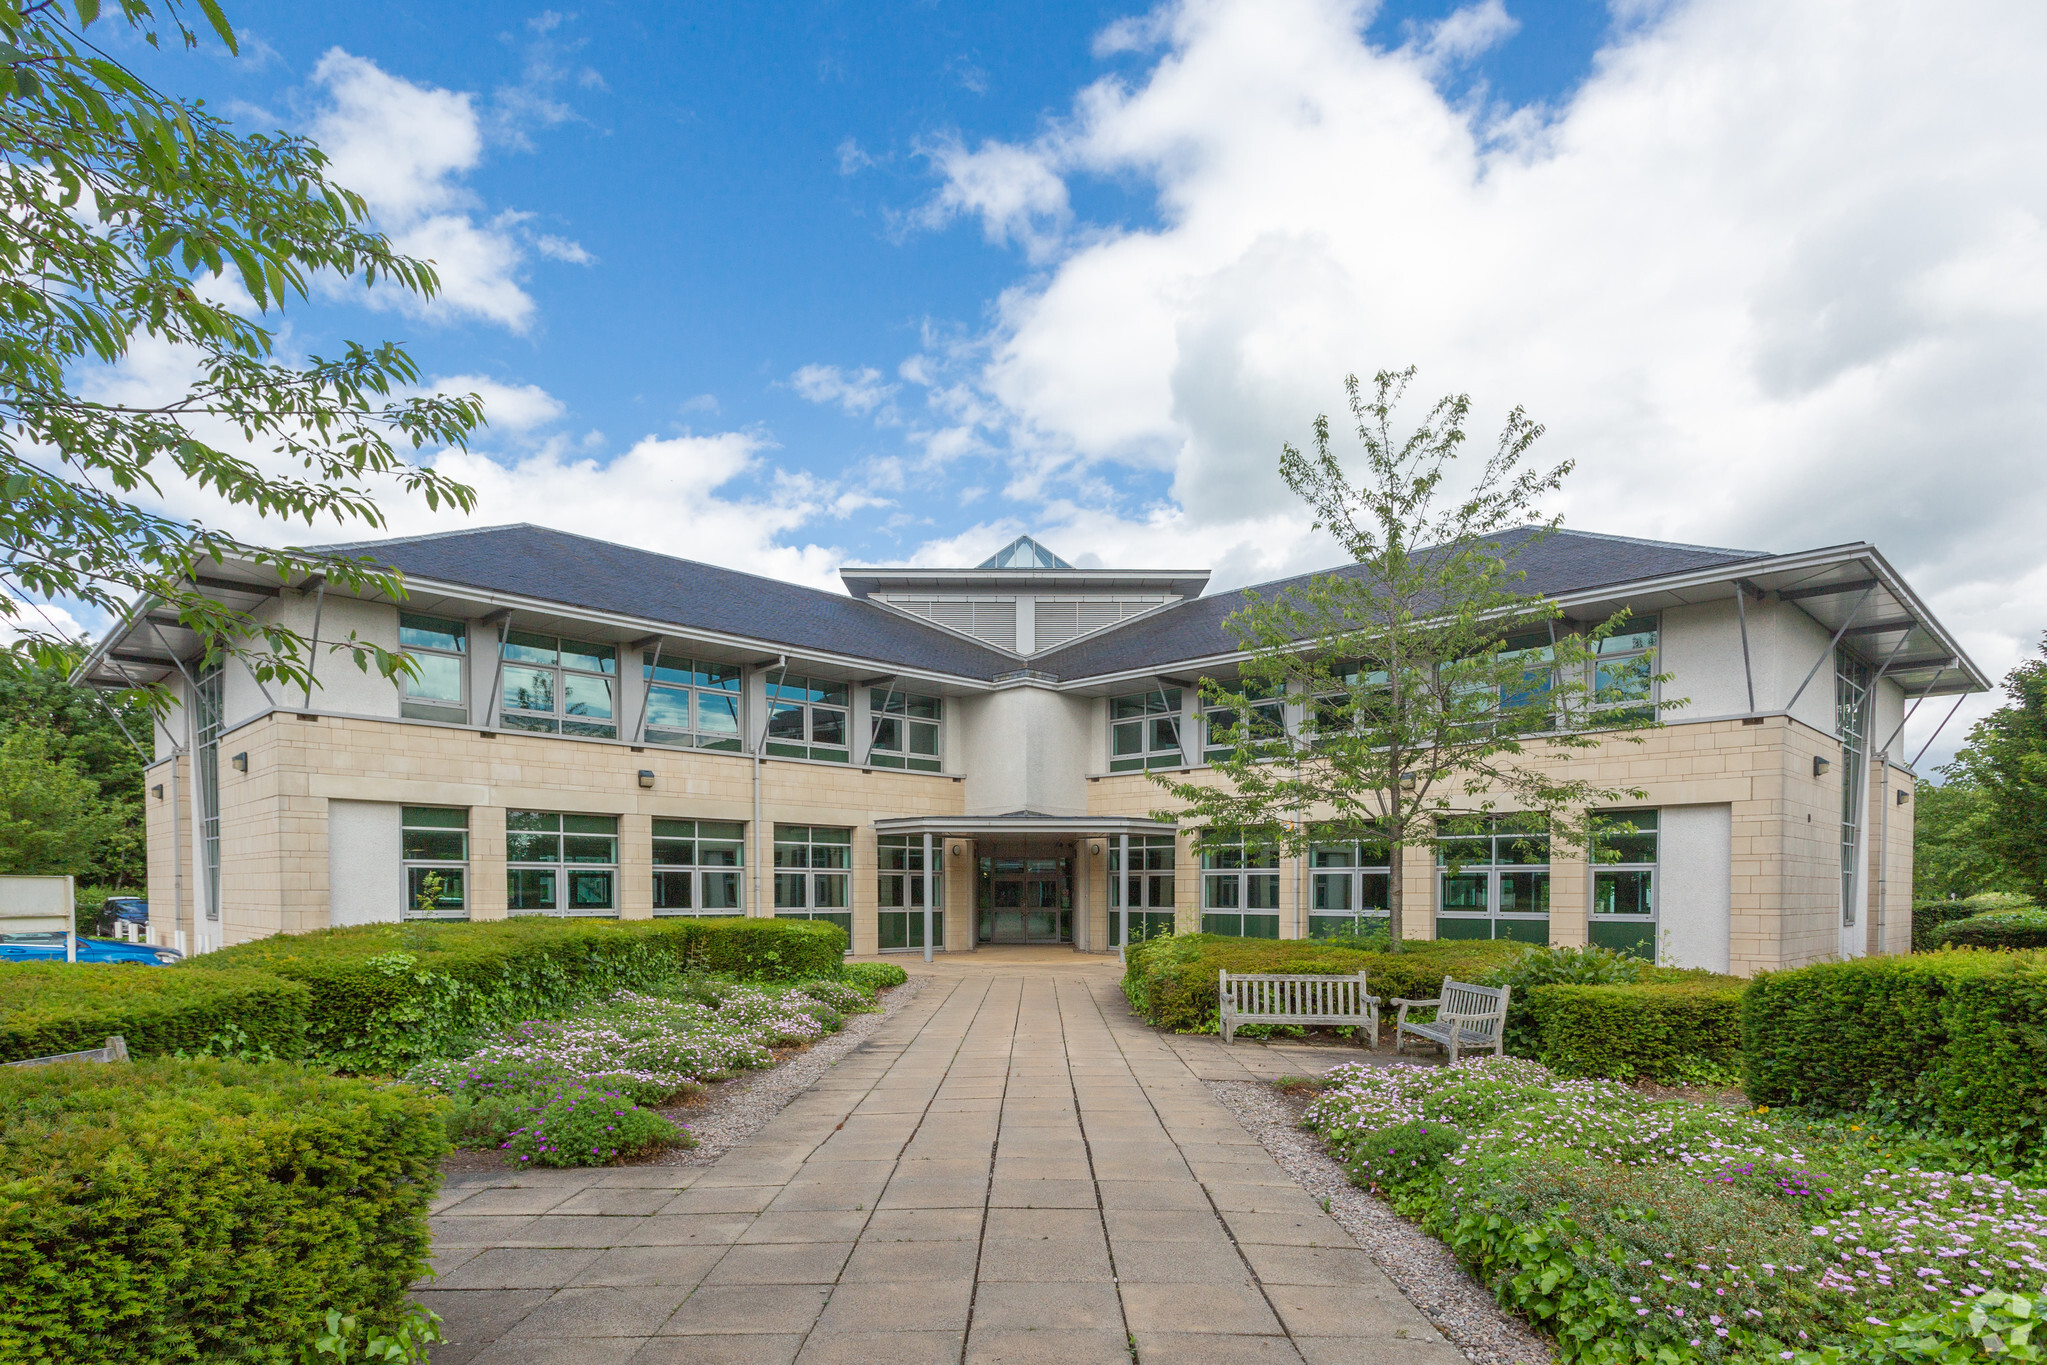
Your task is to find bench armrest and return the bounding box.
[1388,997,1440,1008]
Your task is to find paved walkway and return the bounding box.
[424,957,1457,1365]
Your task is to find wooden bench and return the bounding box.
[1392,980,1509,1064]
[4,1034,130,1068]
[1219,971,1378,1045]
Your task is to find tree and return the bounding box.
[1941,634,2047,899]
[1911,776,2017,902]
[0,725,134,877]
[0,654,151,884]
[0,0,482,693]
[1153,369,1668,950]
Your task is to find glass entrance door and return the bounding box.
[977,852,1073,942]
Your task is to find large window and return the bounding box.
[402,807,468,919]
[1590,618,1658,725]
[507,811,618,915]
[878,834,943,950]
[1590,810,1657,959]
[1435,815,1550,943]
[499,632,618,738]
[1836,648,1873,928]
[194,665,222,923]
[1308,830,1390,938]
[1108,834,1177,945]
[869,689,942,771]
[1201,833,1281,938]
[641,653,742,750]
[1310,662,1390,744]
[776,825,853,934]
[1202,683,1284,763]
[399,614,467,723]
[765,674,850,763]
[652,818,745,916]
[1110,688,1183,771]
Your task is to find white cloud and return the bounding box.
[886,0,2047,769]
[533,233,594,264]
[426,374,568,433]
[790,364,900,418]
[1412,0,1519,69]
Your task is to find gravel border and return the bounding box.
[647,976,928,1166]
[1207,1077,1555,1365]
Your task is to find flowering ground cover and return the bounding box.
[1303,1056,2047,1364]
[406,975,875,1166]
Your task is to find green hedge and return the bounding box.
[190,917,848,1072]
[1913,893,2034,951]
[1122,933,1526,1032]
[0,1057,446,1363]
[1742,950,2047,1158]
[1526,978,1746,1082]
[0,964,310,1064]
[1930,908,2047,950]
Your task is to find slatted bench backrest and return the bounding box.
[1222,972,1372,1023]
[1439,980,1508,1036]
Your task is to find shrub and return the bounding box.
[496,1082,682,1167]
[1476,943,1645,1055]
[1913,892,2034,952]
[843,961,909,991]
[1930,907,2047,950]
[1525,977,1746,1082]
[1121,933,1525,1032]
[0,1057,446,1363]
[686,916,847,979]
[0,962,309,1063]
[1742,950,2047,1160]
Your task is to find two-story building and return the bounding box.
[76,524,1986,974]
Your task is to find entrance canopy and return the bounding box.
[873,811,1178,839]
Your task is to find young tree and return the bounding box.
[0,655,150,884]
[1911,776,2018,902]
[0,726,134,877]
[1941,635,2047,899]
[0,0,482,692]
[1154,369,1669,950]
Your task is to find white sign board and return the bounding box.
[0,874,78,961]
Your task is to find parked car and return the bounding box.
[94,895,149,938]
[0,932,181,965]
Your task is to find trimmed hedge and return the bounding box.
[0,1057,446,1363]
[1525,978,1746,1082]
[1930,908,2047,950]
[1742,950,2047,1158]
[0,964,311,1064]
[843,961,909,990]
[1913,893,2034,951]
[1122,933,1526,1032]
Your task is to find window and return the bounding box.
[399,614,467,722]
[499,632,618,738]
[1109,688,1183,771]
[194,666,222,923]
[877,834,944,950]
[1202,683,1285,763]
[402,807,469,919]
[1590,810,1657,960]
[869,689,943,771]
[507,811,618,915]
[765,674,850,763]
[776,825,853,934]
[1836,648,1873,927]
[1108,835,1177,945]
[1200,832,1281,938]
[652,818,745,916]
[641,653,743,750]
[1498,628,1558,719]
[1589,617,1658,725]
[1309,662,1389,744]
[1308,829,1391,938]
[1435,814,1550,943]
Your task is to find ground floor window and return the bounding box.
[1108,834,1177,945]
[1308,830,1390,938]
[1200,832,1281,938]
[878,834,942,950]
[1590,809,1657,959]
[402,806,468,919]
[652,818,745,916]
[1434,814,1549,943]
[776,825,853,934]
[507,811,619,916]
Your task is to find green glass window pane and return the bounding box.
[645,685,693,732]
[406,865,465,915]
[652,817,695,840]
[812,873,848,908]
[1358,841,1391,867]
[813,827,852,846]
[810,708,847,746]
[399,614,466,653]
[698,841,741,867]
[1247,874,1281,909]
[871,716,901,753]
[1442,873,1489,911]
[562,673,614,719]
[775,842,810,869]
[1436,838,1487,867]
[1150,716,1181,751]
[693,693,739,739]
[507,868,556,910]
[502,630,558,665]
[814,681,848,707]
[871,688,901,713]
[774,872,807,908]
[507,832,559,862]
[403,830,467,861]
[1500,871,1550,914]
[563,720,617,739]
[500,713,558,734]
[1111,695,1147,720]
[562,814,618,835]
[767,703,805,742]
[653,870,692,910]
[563,836,616,864]
[507,810,558,832]
[561,640,616,674]
[775,824,809,842]
[1495,835,1549,866]
[403,653,465,704]
[1204,874,1241,909]
[501,665,556,714]
[906,694,941,720]
[696,664,740,691]
[904,721,940,756]
[568,870,614,909]
[1598,621,1658,654]
[652,840,694,866]
[1360,873,1390,911]
[1313,874,1352,911]
[699,821,744,843]
[701,871,742,909]
[403,807,469,829]
[644,655,695,686]
[1594,869,1654,916]
[1111,721,1144,756]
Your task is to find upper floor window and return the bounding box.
[500,632,617,738]
[870,689,942,771]
[1308,662,1389,743]
[1202,682,1284,762]
[642,653,743,751]
[399,614,467,723]
[653,818,745,916]
[507,811,618,916]
[1110,688,1183,772]
[401,806,468,919]
[765,675,849,763]
[1589,617,1658,724]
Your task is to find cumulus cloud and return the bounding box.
[876,0,2047,766]
[790,364,900,418]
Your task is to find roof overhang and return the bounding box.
[874,813,1179,838]
[841,567,1211,600]
[71,568,295,690]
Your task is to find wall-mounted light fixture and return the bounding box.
[1399,771,1418,793]
[951,843,964,856]
[637,770,655,789]
[151,784,164,800]
[1896,788,1910,806]
[1090,842,1103,855]
[1813,755,1832,777]
[230,752,248,773]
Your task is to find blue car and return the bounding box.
[0,933,182,965]
[96,896,150,938]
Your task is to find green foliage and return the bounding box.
[1910,891,2033,952]
[1930,907,2047,950]
[303,1302,440,1365]
[0,1056,446,1363]
[496,1083,681,1167]
[1940,635,2047,901]
[1120,931,1524,1032]
[841,961,908,991]
[1525,978,1746,1083]
[0,961,308,1062]
[686,916,847,980]
[0,661,148,886]
[1742,950,2047,1161]
[1478,942,1644,1054]
[1818,1287,2047,1365]
[0,726,133,879]
[1151,367,1665,947]
[1346,1117,1464,1190]
[1913,777,2022,903]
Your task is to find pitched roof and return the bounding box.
[1035,526,1773,681]
[322,524,1017,679]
